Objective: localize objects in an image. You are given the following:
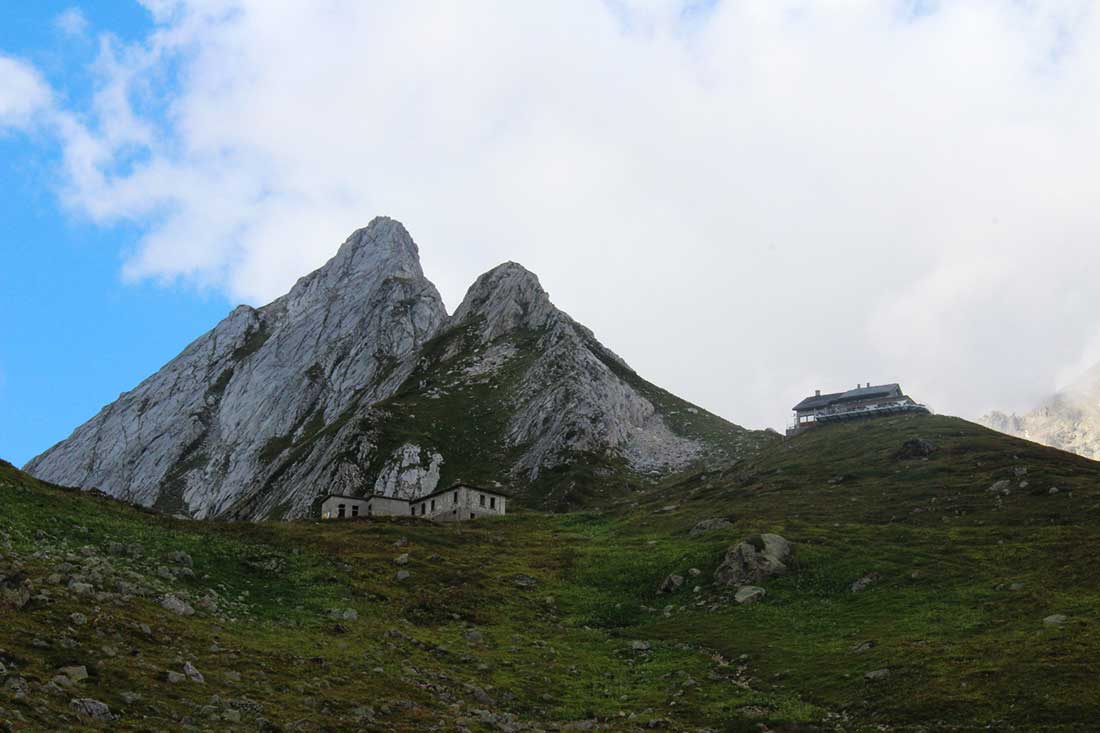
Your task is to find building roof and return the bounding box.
[320,492,410,504]
[793,383,903,411]
[415,482,511,501]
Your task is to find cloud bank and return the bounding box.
[19,0,1100,429]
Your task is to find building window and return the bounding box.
[430,499,436,511]
[420,503,426,516]
[490,497,496,510]
[367,504,372,515]
[410,505,415,515]
[338,504,346,518]
[352,505,360,517]
[453,491,458,504]
[479,494,486,507]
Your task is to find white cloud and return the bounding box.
[42,0,1100,428]
[0,55,54,132]
[55,7,89,37]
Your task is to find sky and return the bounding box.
[3,1,1100,467]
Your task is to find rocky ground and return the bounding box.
[4,413,1100,731]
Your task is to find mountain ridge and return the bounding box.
[26,218,768,519]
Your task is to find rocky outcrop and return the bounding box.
[714,534,792,587]
[980,362,1100,461]
[26,219,766,519]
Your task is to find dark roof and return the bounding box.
[416,482,511,501]
[793,383,903,411]
[791,391,844,411]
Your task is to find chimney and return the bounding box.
[815,389,821,397]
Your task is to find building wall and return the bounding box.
[410,486,507,522]
[321,496,369,519]
[367,495,412,517]
[321,495,412,519]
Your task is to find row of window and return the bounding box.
[333,492,500,518]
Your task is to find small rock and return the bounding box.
[896,438,936,459]
[166,671,185,684]
[70,612,88,626]
[160,595,195,616]
[166,550,193,567]
[395,570,411,582]
[734,586,766,605]
[465,629,484,643]
[60,666,88,683]
[510,574,538,589]
[183,661,204,683]
[657,574,684,594]
[850,572,882,592]
[987,480,1012,495]
[851,640,876,653]
[70,698,114,721]
[689,518,732,537]
[394,554,410,566]
[865,668,890,681]
[1043,614,1068,626]
[630,640,651,652]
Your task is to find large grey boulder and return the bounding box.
[714,534,792,587]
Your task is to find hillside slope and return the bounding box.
[25,219,766,520]
[4,415,1100,731]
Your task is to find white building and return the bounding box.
[320,484,508,522]
[409,483,507,522]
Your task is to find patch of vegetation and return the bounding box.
[4,416,1100,730]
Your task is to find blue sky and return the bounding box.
[3,2,1100,469]
[1,3,232,466]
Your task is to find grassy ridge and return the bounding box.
[2,415,1100,730]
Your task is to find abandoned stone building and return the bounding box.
[320,483,508,522]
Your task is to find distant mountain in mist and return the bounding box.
[979,362,1100,461]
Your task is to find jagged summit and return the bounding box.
[451,261,559,342]
[26,219,769,518]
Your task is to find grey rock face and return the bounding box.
[26,219,764,519]
[26,218,448,519]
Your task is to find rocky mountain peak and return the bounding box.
[451,261,559,341]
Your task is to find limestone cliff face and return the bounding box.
[25,218,448,519]
[980,363,1100,461]
[26,220,769,518]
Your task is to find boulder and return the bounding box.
[734,586,766,605]
[689,518,732,537]
[714,534,791,587]
[183,661,204,683]
[657,574,684,594]
[70,698,114,721]
[166,550,193,567]
[896,438,936,459]
[160,595,195,616]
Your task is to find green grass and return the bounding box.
[2,414,1100,730]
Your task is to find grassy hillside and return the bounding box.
[2,414,1099,730]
